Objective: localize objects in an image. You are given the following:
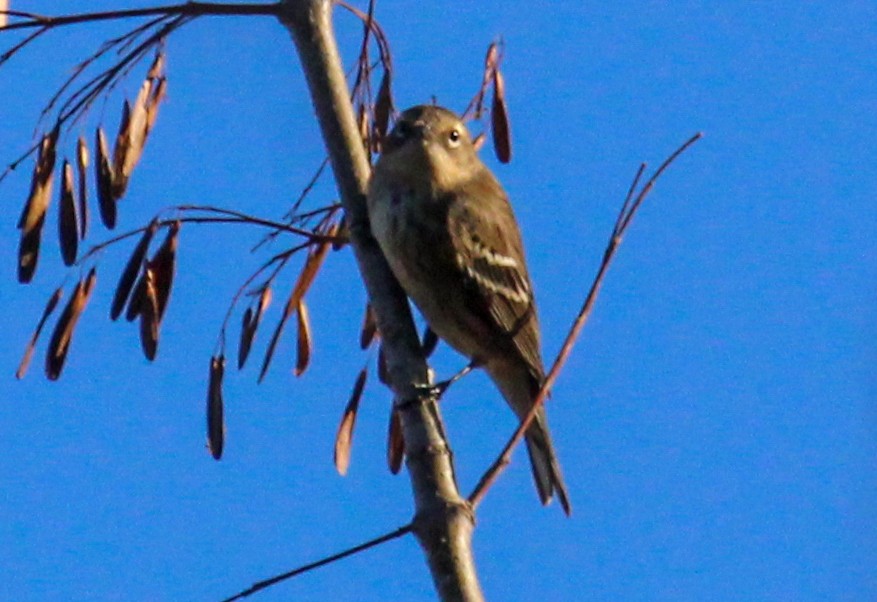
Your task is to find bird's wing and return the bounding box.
[446,167,544,380]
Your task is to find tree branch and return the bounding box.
[276,1,483,600]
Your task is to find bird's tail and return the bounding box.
[488,361,571,515]
[525,410,572,515]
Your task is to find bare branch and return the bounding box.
[221,524,412,602]
[468,132,703,509]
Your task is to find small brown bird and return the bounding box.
[367,105,570,514]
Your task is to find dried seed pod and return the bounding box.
[76,136,89,239]
[472,132,486,152]
[206,355,225,460]
[17,129,59,283]
[95,127,117,229]
[373,70,393,139]
[237,308,253,369]
[237,286,271,369]
[421,326,439,358]
[111,219,158,321]
[45,268,96,380]
[484,42,500,74]
[145,77,167,135]
[357,103,369,152]
[359,303,378,349]
[138,267,159,360]
[16,287,64,379]
[387,408,404,475]
[491,70,512,164]
[58,160,79,266]
[146,50,165,80]
[148,220,179,322]
[259,233,333,381]
[334,367,367,476]
[113,79,152,198]
[125,271,146,322]
[294,298,312,377]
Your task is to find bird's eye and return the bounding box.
[391,121,411,143]
[448,129,461,147]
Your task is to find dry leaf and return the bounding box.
[17,129,59,283]
[58,160,78,266]
[374,70,393,139]
[207,355,225,460]
[95,127,117,229]
[76,136,89,239]
[294,298,312,377]
[45,268,96,380]
[149,220,179,322]
[139,267,159,360]
[359,303,377,349]
[422,326,439,358]
[0,1,8,29]
[16,287,63,379]
[334,367,367,476]
[491,70,512,163]
[387,408,404,475]
[111,219,157,320]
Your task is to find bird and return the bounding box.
[367,104,570,514]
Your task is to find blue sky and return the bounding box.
[1,2,875,600]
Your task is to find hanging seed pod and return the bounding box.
[111,219,158,320]
[491,69,512,164]
[259,233,333,382]
[238,286,271,369]
[206,355,225,460]
[373,70,393,140]
[146,50,165,80]
[58,160,79,266]
[45,268,96,380]
[18,129,59,283]
[125,272,146,322]
[95,127,117,229]
[334,367,367,476]
[76,136,89,239]
[138,267,160,360]
[387,408,404,475]
[294,298,312,377]
[359,303,378,349]
[145,77,167,135]
[472,132,486,152]
[149,220,179,322]
[16,287,64,379]
[113,79,152,199]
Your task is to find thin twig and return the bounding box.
[77,211,340,265]
[468,132,703,509]
[221,524,412,602]
[0,2,279,33]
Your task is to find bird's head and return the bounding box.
[377,105,480,190]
